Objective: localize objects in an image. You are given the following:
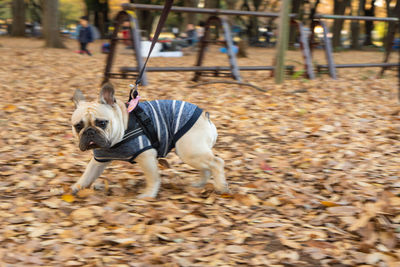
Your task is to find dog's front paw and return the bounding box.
[215,183,230,194]
[71,183,83,195]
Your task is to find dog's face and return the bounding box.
[71,83,125,151]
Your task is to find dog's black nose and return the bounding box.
[85,127,96,136]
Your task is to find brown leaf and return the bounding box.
[225,245,247,253]
[70,207,94,221]
[279,237,302,249]
[379,231,397,249]
[76,188,95,198]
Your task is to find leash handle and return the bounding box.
[130,0,174,101]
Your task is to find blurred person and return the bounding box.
[121,20,133,48]
[75,16,93,56]
[196,21,205,40]
[185,23,198,47]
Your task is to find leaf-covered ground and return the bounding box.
[0,37,399,266]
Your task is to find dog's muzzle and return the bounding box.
[79,127,110,151]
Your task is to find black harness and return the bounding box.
[107,103,159,150]
[117,0,173,150]
[130,105,159,149]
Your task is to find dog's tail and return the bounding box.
[205,111,210,121]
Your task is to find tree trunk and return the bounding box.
[132,0,155,39]
[332,0,349,49]
[363,0,376,46]
[225,0,236,9]
[205,0,220,8]
[350,0,365,49]
[183,0,198,28]
[237,40,248,58]
[43,0,65,48]
[11,0,26,37]
[225,0,236,24]
[289,0,304,48]
[384,0,400,49]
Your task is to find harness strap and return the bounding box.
[131,105,159,149]
[111,128,144,149]
[108,110,144,149]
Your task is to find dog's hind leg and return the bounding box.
[192,169,211,188]
[176,113,229,193]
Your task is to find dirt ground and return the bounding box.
[0,36,399,266]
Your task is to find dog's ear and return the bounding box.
[72,89,85,108]
[99,82,116,106]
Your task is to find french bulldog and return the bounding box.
[70,83,229,198]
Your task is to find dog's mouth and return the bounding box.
[86,141,99,150]
[79,129,111,151]
[80,139,111,151]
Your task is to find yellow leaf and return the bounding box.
[321,201,340,207]
[3,104,17,112]
[103,179,109,193]
[61,194,75,203]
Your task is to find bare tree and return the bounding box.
[183,0,199,27]
[133,0,159,39]
[42,0,65,48]
[84,0,109,39]
[205,0,220,8]
[363,0,376,46]
[350,0,365,49]
[384,0,400,48]
[332,0,351,49]
[11,0,26,37]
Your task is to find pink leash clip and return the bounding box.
[127,84,140,113]
[127,95,140,113]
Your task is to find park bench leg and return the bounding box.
[320,20,337,79]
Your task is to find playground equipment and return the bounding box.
[310,14,400,79]
[103,3,306,85]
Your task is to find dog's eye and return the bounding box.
[96,120,108,129]
[74,121,84,133]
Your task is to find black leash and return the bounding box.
[129,0,174,102]
[126,0,174,149]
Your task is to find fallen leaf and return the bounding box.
[225,245,247,253]
[320,201,340,207]
[61,194,75,203]
[3,104,17,112]
[76,188,95,198]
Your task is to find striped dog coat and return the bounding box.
[94,100,202,163]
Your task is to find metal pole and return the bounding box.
[193,16,216,82]
[221,17,241,81]
[129,14,148,85]
[315,14,399,22]
[103,11,126,84]
[122,3,297,18]
[320,21,337,79]
[298,21,315,79]
[275,0,291,84]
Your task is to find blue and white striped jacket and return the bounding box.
[94,100,202,163]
